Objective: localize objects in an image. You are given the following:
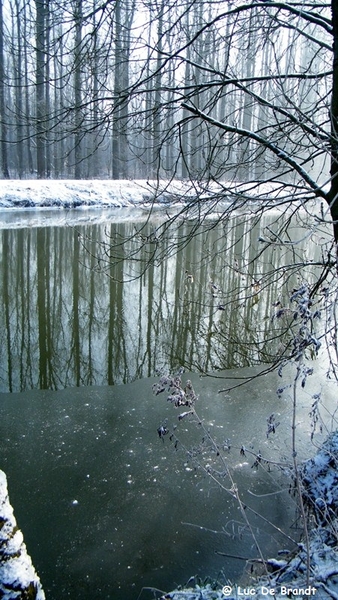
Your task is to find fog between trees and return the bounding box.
[0,1,333,193]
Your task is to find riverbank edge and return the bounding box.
[0,470,45,600]
[162,431,338,600]
[1,433,337,600]
[161,525,338,600]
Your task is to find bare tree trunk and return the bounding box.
[24,2,34,175]
[180,10,191,179]
[89,0,101,177]
[329,0,338,244]
[12,0,23,177]
[112,0,131,179]
[54,21,65,177]
[151,0,165,178]
[45,0,51,177]
[0,0,9,178]
[74,0,83,179]
[36,0,46,178]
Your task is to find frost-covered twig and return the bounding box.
[154,372,295,578]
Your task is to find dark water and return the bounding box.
[1,368,334,600]
[0,208,333,598]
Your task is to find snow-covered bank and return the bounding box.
[0,179,178,228]
[0,179,146,208]
[0,178,311,210]
[0,179,191,228]
[162,529,338,600]
[0,178,320,229]
[163,432,338,600]
[0,179,185,209]
[0,470,45,599]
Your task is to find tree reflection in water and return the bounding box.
[0,209,325,392]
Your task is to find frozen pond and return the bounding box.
[0,206,334,598]
[1,368,332,600]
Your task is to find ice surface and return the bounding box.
[166,432,338,600]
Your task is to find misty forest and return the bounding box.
[0,0,332,187]
[2,1,338,600]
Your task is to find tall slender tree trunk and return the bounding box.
[14,0,23,177]
[181,57,191,179]
[45,1,51,177]
[24,3,33,175]
[90,0,99,177]
[0,0,9,178]
[152,0,164,178]
[54,22,65,177]
[112,0,131,179]
[329,0,338,244]
[36,0,46,178]
[74,0,83,179]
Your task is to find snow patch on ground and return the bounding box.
[0,470,45,599]
[0,179,189,209]
[164,432,338,600]
[0,177,301,210]
[162,529,338,600]
[0,179,194,228]
[301,431,338,524]
[0,178,318,229]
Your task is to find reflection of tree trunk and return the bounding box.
[2,231,12,391]
[107,275,116,385]
[72,232,80,385]
[146,263,154,377]
[108,225,127,383]
[25,232,33,387]
[37,229,48,387]
[36,228,55,388]
[170,252,182,365]
[87,237,96,385]
[17,233,25,389]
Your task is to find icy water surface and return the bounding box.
[0,206,334,598]
[0,368,334,600]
